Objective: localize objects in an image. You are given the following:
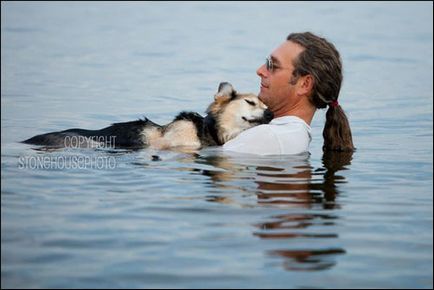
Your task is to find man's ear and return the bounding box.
[214,82,236,102]
[298,75,314,96]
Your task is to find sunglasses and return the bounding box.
[265,56,292,73]
[265,56,277,72]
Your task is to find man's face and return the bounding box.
[256,41,305,116]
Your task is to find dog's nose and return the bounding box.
[264,109,274,122]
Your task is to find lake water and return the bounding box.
[1,2,433,289]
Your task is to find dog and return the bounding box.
[23,82,273,150]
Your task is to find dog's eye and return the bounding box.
[245,99,256,106]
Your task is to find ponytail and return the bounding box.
[322,104,354,152]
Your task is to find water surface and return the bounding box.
[1,2,433,289]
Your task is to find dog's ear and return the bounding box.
[217,82,234,94]
[214,82,236,102]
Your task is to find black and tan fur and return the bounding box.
[23,82,273,150]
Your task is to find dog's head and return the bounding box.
[206,82,273,143]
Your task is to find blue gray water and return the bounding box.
[1,2,433,289]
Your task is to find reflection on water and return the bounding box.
[180,150,353,271]
[255,152,352,271]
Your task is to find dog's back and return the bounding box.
[23,119,157,149]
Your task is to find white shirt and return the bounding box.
[223,116,312,155]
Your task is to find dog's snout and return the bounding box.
[263,109,274,122]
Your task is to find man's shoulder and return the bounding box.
[224,124,276,146]
[239,124,276,138]
[238,118,309,138]
[223,117,311,155]
[223,124,280,153]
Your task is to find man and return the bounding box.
[223,32,354,155]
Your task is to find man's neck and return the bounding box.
[273,103,316,125]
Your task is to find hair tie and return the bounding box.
[330,100,339,108]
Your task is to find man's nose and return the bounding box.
[256,64,267,78]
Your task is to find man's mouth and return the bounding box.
[261,82,269,89]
